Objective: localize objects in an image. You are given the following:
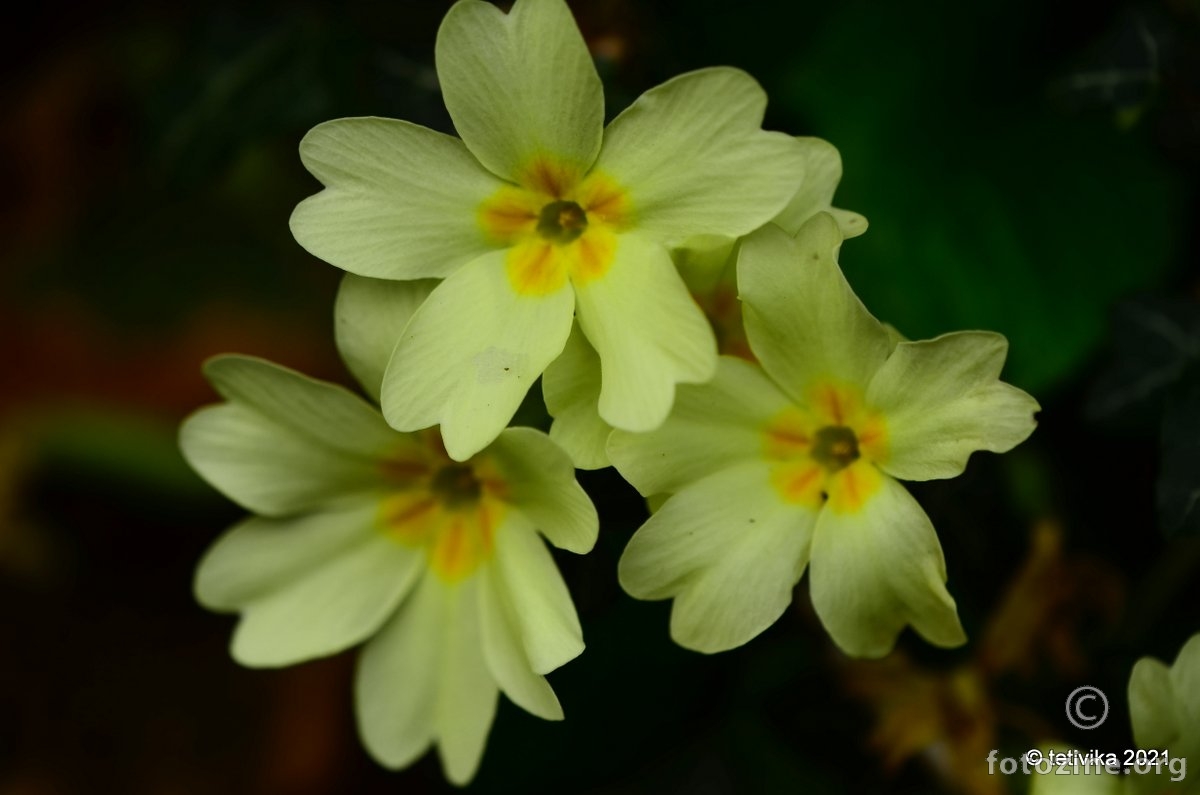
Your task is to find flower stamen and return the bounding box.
[430,463,484,508]
[537,200,588,245]
[811,425,860,473]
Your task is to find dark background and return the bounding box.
[2,0,1198,792]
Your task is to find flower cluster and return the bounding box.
[180,0,1060,785]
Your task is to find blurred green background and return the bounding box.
[2,0,1198,792]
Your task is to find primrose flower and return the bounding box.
[291,0,806,461]
[543,136,865,470]
[180,298,598,784]
[608,214,1039,658]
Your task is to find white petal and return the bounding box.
[771,137,867,238]
[335,274,438,401]
[291,117,504,279]
[866,331,1040,481]
[618,461,814,653]
[1170,633,1200,734]
[542,322,613,470]
[594,68,804,243]
[490,512,583,674]
[180,356,397,515]
[203,355,397,455]
[1128,633,1200,754]
[739,218,891,402]
[225,506,421,667]
[181,404,384,516]
[673,235,737,296]
[574,233,716,432]
[196,500,379,610]
[608,356,791,497]
[435,0,603,181]
[355,574,500,785]
[478,564,564,721]
[435,578,499,786]
[488,427,598,554]
[808,474,965,658]
[356,572,441,770]
[380,250,574,460]
[1129,657,1179,751]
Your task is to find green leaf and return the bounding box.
[773,0,1184,394]
[36,410,209,498]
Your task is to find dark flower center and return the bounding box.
[430,464,483,508]
[537,200,587,245]
[811,426,860,473]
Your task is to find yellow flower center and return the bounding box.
[478,155,631,296]
[376,431,508,582]
[763,382,888,513]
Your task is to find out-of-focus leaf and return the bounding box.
[138,12,349,190]
[35,410,212,498]
[1046,6,1171,120]
[1158,364,1200,537]
[1087,296,1200,420]
[771,0,1185,395]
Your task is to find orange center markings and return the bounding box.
[478,156,632,296]
[376,431,509,582]
[763,382,889,512]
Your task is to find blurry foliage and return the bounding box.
[1087,296,1200,422]
[1088,296,1200,536]
[780,1,1186,396]
[0,0,1197,792]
